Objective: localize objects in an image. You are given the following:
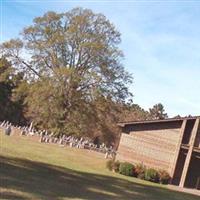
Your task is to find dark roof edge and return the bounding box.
[118,116,200,127]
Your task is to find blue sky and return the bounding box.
[1,0,200,117]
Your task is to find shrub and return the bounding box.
[135,163,146,179]
[106,160,114,171]
[145,168,159,183]
[137,172,145,180]
[119,162,135,176]
[158,170,171,184]
[113,160,120,172]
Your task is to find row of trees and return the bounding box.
[0,8,168,145]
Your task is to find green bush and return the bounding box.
[113,160,120,172]
[119,162,135,176]
[107,160,170,185]
[106,160,121,172]
[158,170,171,184]
[106,160,114,171]
[135,163,146,179]
[145,168,159,183]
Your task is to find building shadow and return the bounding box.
[0,155,198,200]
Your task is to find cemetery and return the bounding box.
[1,2,200,199]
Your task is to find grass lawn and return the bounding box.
[0,130,199,200]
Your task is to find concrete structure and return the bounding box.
[116,116,200,190]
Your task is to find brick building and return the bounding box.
[116,116,200,190]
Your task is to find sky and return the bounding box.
[1,0,200,117]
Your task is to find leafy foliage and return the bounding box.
[113,160,121,173]
[1,8,133,142]
[0,7,169,144]
[120,104,151,122]
[158,170,171,184]
[145,168,159,183]
[119,162,135,176]
[111,161,170,185]
[0,57,26,124]
[135,163,146,180]
[106,160,114,171]
[149,103,168,120]
[106,160,121,172]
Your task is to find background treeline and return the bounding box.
[0,8,168,145]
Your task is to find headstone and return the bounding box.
[5,126,11,136]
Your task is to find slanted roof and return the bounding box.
[118,116,200,127]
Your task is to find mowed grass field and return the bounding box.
[0,130,199,200]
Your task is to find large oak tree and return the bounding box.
[1,8,132,142]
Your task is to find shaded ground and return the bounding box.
[1,156,199,200]
[0,131,199,200]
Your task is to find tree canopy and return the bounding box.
[0,7,170,144]
[0,57,26,124]
[1,8,133,143]
[1,8,132,100]
[149,103,168,120]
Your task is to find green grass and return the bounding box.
[0,130,199,200]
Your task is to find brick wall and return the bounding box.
[116,123,182,175]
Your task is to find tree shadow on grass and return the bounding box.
[0,156,198,200]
